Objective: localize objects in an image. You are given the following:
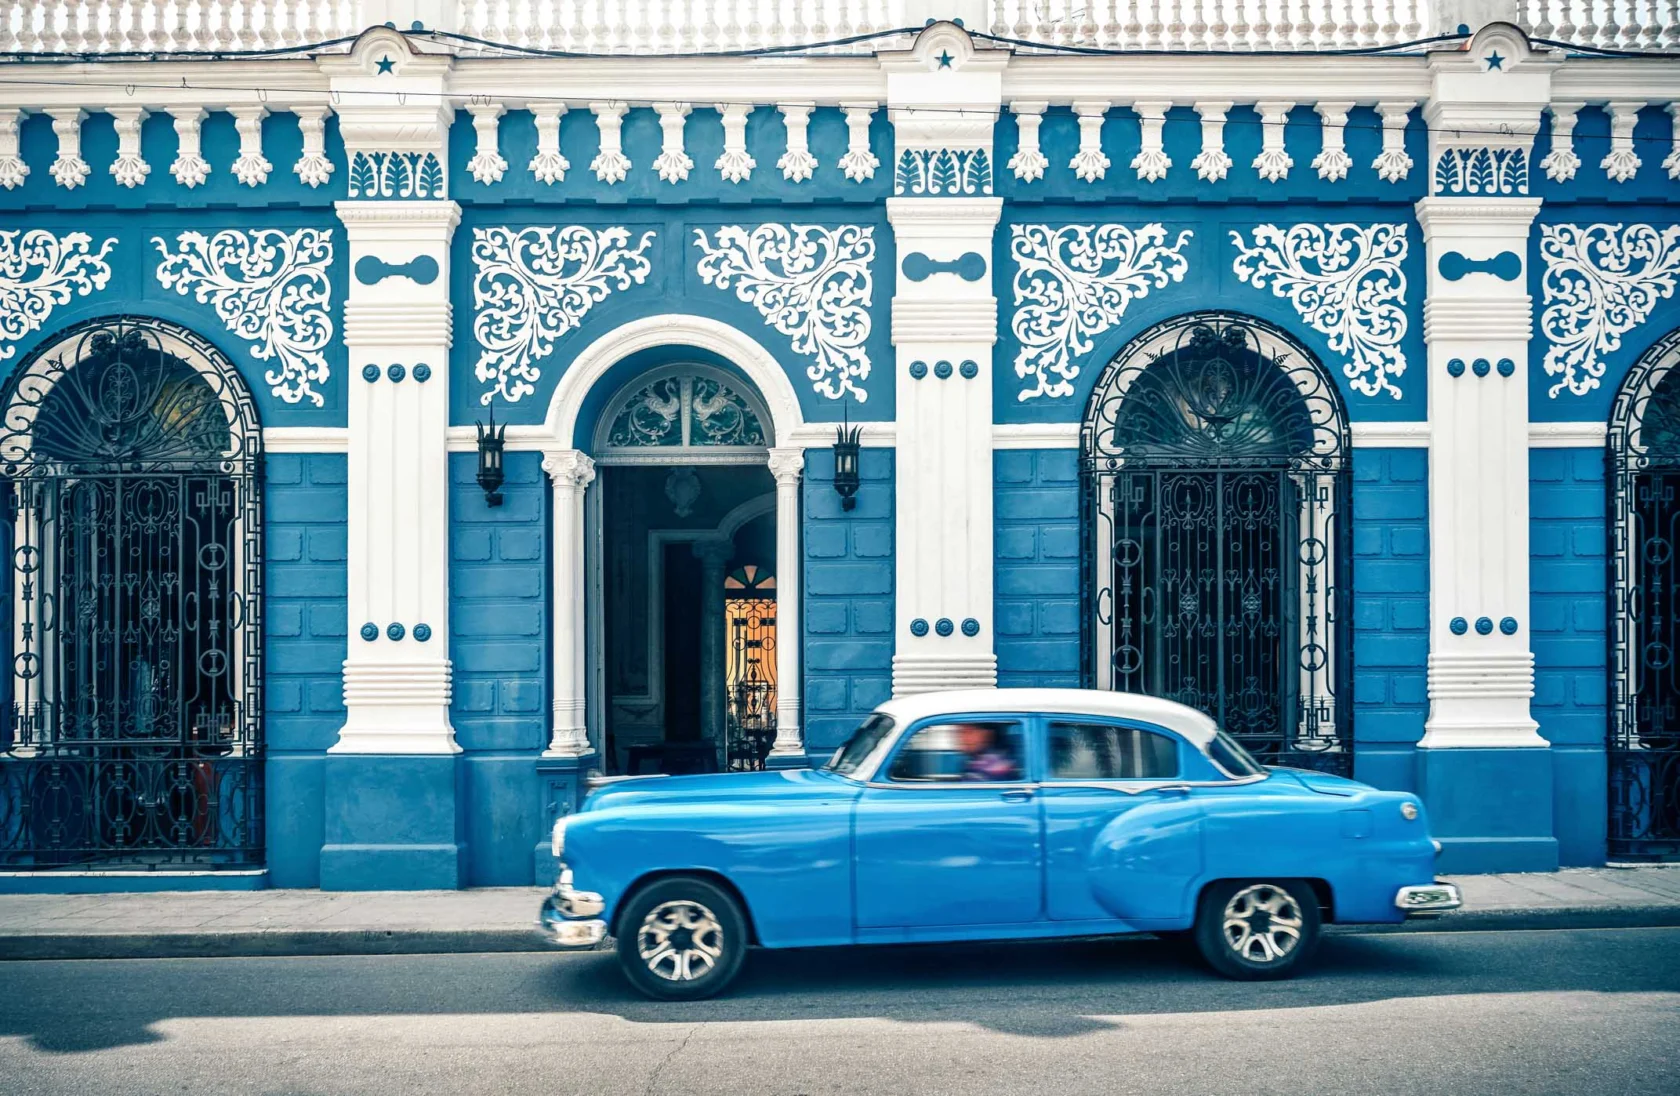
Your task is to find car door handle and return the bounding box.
[1000,790,1034,803]
[1153,784,1193,796]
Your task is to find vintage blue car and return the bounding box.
[538,688,1460,999]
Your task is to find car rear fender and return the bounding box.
[1087,796,1206,922]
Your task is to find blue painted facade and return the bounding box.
[4,17,1680,889]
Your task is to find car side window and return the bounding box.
[1048,722,1179,780]
[887,721,1026,784]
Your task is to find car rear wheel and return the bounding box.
[616,876,748,1001]
[1194,879,1321,981]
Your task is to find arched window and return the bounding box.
[0,317,263,870]
[596,365,770,459]
[1082,313,1352,772]
[1608,326,1680,860]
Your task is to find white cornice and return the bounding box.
[993,423,1078,449]
[263,427,350,453]
[1552,60,1680,103]
[1351,421,1430,447]
[1529,422,1608,447]
[0,62,330,112]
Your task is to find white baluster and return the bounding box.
[1166,0,1185,48]
[0,4,16,52]
[699,0,718,48]
[631,0,649,49]
[808,0,827,45]
[1317,0,1337,49]
[1295,0,1316,48]
[1143,0,1163,47]
[656,0,675,51]
[1336,0,1355,46]
[214,0,234,50]
[1228,0,1249,49]
[1579,0,1601,44]
[1098,0,1119,46]
[1401,0,1419,38]
[1358,0,1377,44]
[1602,0,1624,46]
[1638,0,1659,48]
[762,0,783,46]
[1626,0,1647,46]
[835,0,855,42]
[679,0,698,50]
[855,0,875,37]
[1122,0,1143,47]
[1380,0,1400,44]
[1035,1,1055,43]
[303,0,322,45]
[1665,0,1680,49]
[787,0,806,45]
[1013,0,1033,40]
[1210,0,1230,47]
[716,0,735,47]
[1555,0,1578,40]
[1187,0,1206,46]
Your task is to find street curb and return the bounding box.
[2,906,1678,960]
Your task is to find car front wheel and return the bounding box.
[616,876,748,1001]
[1194,879,1321,980]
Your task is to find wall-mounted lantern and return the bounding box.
[833,421,861,511]
[475,402,507,507]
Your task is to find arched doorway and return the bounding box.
[1081,313,1352,773]
[1608,326,1680,860]
[0,317,264,870]
[592,364,779,775]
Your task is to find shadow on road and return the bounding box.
[4,927,1677,1053]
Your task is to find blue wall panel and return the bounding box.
[449,450,550,885]
[803,446,894,757]
[263,452,348,887]
[995,449,1083,688]
[1531,447,1609,867]
[1351,447,1430,793]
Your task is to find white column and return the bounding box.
[1416,197,1548,750]
[331,201,460,755]
[767,447,804,757]
[543,449,596,757]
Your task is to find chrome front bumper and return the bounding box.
[1395,882,1463,917]
[536,873,608,949]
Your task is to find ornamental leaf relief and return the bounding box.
[152,228,336,406]
[1432,147,1529,196]
[1538,223,1680,398]
[1230,223,1410,400]
[693,224,875,403]
[470,225,658,404]
[0,230,117,360]
[1008,224,1193,401]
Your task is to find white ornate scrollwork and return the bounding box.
[152,228,336,406]
[1230,223,1411,400]
[1009,223,1193,402]
[0,230,117,360]
[693,224,875,403]
[470,225,657,404]
[1539,223,1680,398]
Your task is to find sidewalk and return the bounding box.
[2,866,1678,961]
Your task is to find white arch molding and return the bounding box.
[538,314,808,765]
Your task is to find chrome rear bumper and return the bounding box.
[1395,882,1462,917]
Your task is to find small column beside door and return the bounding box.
[543,449,596,758]
[767,447,804,763]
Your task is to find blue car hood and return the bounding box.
[582,767,853,813]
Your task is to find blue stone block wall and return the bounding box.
[449,450,550,885]
[1531,448,1608,867]
[995,449,1082,688]
[803,446,894,757]
[263,453,348,888]
[1350,448,1430,793]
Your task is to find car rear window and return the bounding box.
[1208,731,1267,778]
[1048,722,1178,780]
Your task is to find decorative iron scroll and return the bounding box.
[0,317,264,870]
[1081,314,1351,774]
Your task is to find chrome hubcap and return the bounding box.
[638,900,724,982]
[1222,884,1304,964]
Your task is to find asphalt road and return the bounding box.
[2,927,1677,1096]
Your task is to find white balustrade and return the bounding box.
[0,1,1674,54]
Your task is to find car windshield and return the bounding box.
[825,713,896,777]
[1207,730,1267,778]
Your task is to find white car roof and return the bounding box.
[871,688,1219,750]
